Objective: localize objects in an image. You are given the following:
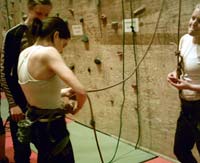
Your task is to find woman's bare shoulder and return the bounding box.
[36,46,62,64]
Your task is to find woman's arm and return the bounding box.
[169,78,200,92]
[167,70,200,92]
[45,47,87,113]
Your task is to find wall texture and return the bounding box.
[1,0,200,162]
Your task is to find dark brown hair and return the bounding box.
[32,17,71,42]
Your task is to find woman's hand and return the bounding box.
[168,78,191,90]
[167,71,192,90]
[61,87,75,98]
[10,106,25,122]
[167,71,178,82]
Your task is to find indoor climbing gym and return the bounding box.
[0,0,200,163]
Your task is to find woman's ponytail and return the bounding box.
[31,18,42,36]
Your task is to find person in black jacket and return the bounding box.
[0,1,52,163]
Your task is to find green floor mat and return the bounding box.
[68,122,155,163]
[1,98,9,118]
[1,98,156,163]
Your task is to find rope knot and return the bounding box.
[175,50,180,56]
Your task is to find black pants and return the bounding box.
[9,103,31,163]
[27,107,75,163]
[10,119,31,163]
[174,99,200,163]
[0,117,5,135]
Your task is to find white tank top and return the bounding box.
[18,45,64,109]
[179,34,200,101]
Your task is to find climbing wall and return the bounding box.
[1,0,199,162]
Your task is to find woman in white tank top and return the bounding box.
[167,4,200,163]
[17,17,86,163]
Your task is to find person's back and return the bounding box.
[18,45,64,109]
[0,1,52,163]
[17,16,86,163]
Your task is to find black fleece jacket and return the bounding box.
[1,24,29,112]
